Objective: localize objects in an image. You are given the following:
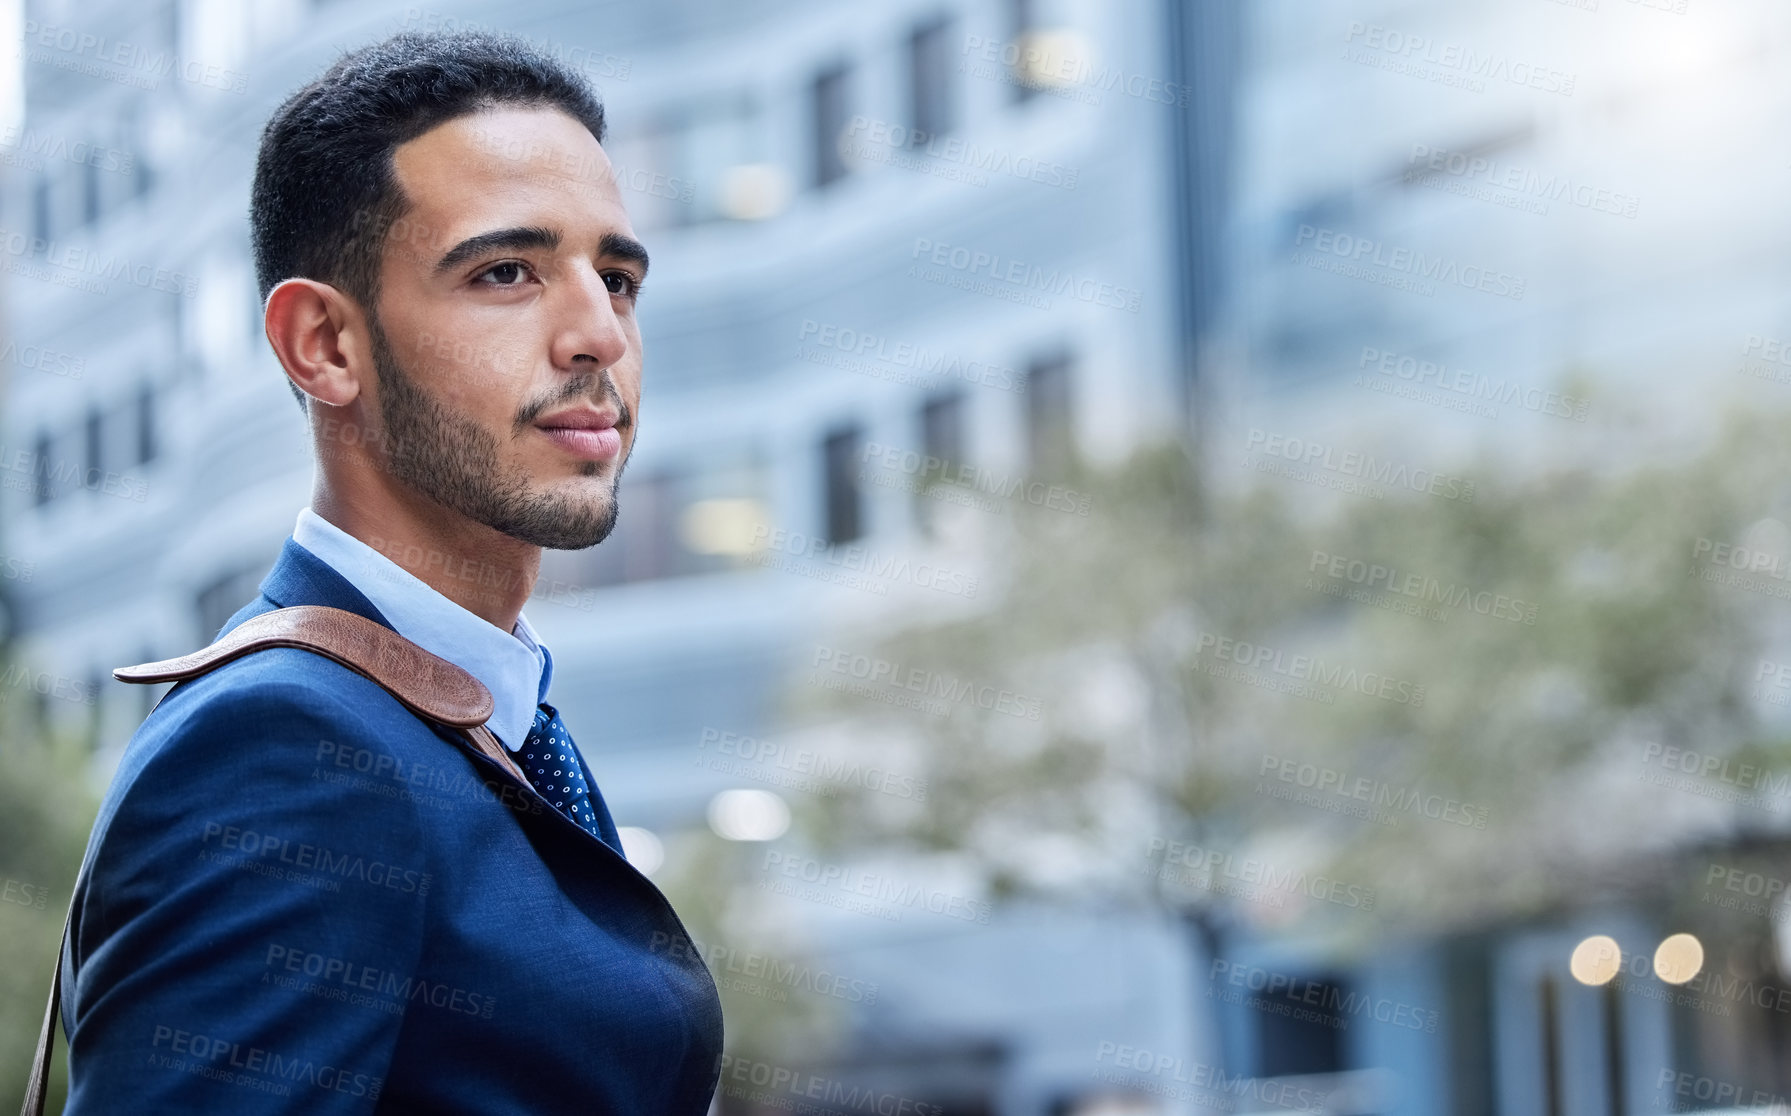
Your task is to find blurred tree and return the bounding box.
[0,700,99,1114]
[777,405,1791,950]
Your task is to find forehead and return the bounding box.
[387,106,632,252]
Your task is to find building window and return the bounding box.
[84,406,104,484]
[134,383,156,466]
[572,472,676,586]
[821,425,864,546]
[194,562,273,643]
[1024,350,1074,476]
[31,175,52,252]
[172,289,188,365]
[909,17,957,142]
[1008,0,1040,103]
[1253,971,1345,1078]
[31,429,53,508]
[134,148,153,200]
[81,156,102,226]
[917,391,966,534]
[1599,981,1625,1116]
[811,63,853,189]
[548,457,769,591]
[659,96,763,226]
[674,460,772,575]
[122,101,154,201]
[1540,975,1564,1116]
[618,474,677,582]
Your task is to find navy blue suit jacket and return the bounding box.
[60,539,723,1113]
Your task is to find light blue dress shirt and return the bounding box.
[290,506,552,752]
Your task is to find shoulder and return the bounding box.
[64,645,452,1078]
[146,644,435,753]
[75,645,460,936]
[96,646,451,842]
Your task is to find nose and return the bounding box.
[549,264,630,374]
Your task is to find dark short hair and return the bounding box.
[250,30,607,410]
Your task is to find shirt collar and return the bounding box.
[291,507,548,752]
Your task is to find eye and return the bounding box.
[474,260,534,287]
[603,271,643,300]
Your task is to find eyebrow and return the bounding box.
[600,232,650,278]
[433,226,561,275]
[431,227,651,279]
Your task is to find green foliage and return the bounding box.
[785,409,1791,942]
[0,703,99,1114]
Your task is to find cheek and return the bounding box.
[420,341,530,422]
[417,361,527,443]
[383,301,515,399]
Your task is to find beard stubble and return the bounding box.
[365,316,630,550]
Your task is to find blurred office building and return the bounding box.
[1211,3,1791,1115]
[0,0,1233,1112]
[11,0,1791,1112]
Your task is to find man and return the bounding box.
[53,30,722,1113]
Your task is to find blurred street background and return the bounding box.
[6,0,1791,1112]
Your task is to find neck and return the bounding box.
[311,478,540,633]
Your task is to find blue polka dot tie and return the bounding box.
[518,702,623,854]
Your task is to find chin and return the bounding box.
[501,490,619,551]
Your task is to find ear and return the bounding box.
[263,278,370,408]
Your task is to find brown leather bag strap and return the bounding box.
[21,901,67,1116]
[115,604,494,727]
[110,604,524,779]
[22,605,528,1115]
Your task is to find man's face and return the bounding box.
[364,105,647,550]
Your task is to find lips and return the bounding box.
[535,408,623,461]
